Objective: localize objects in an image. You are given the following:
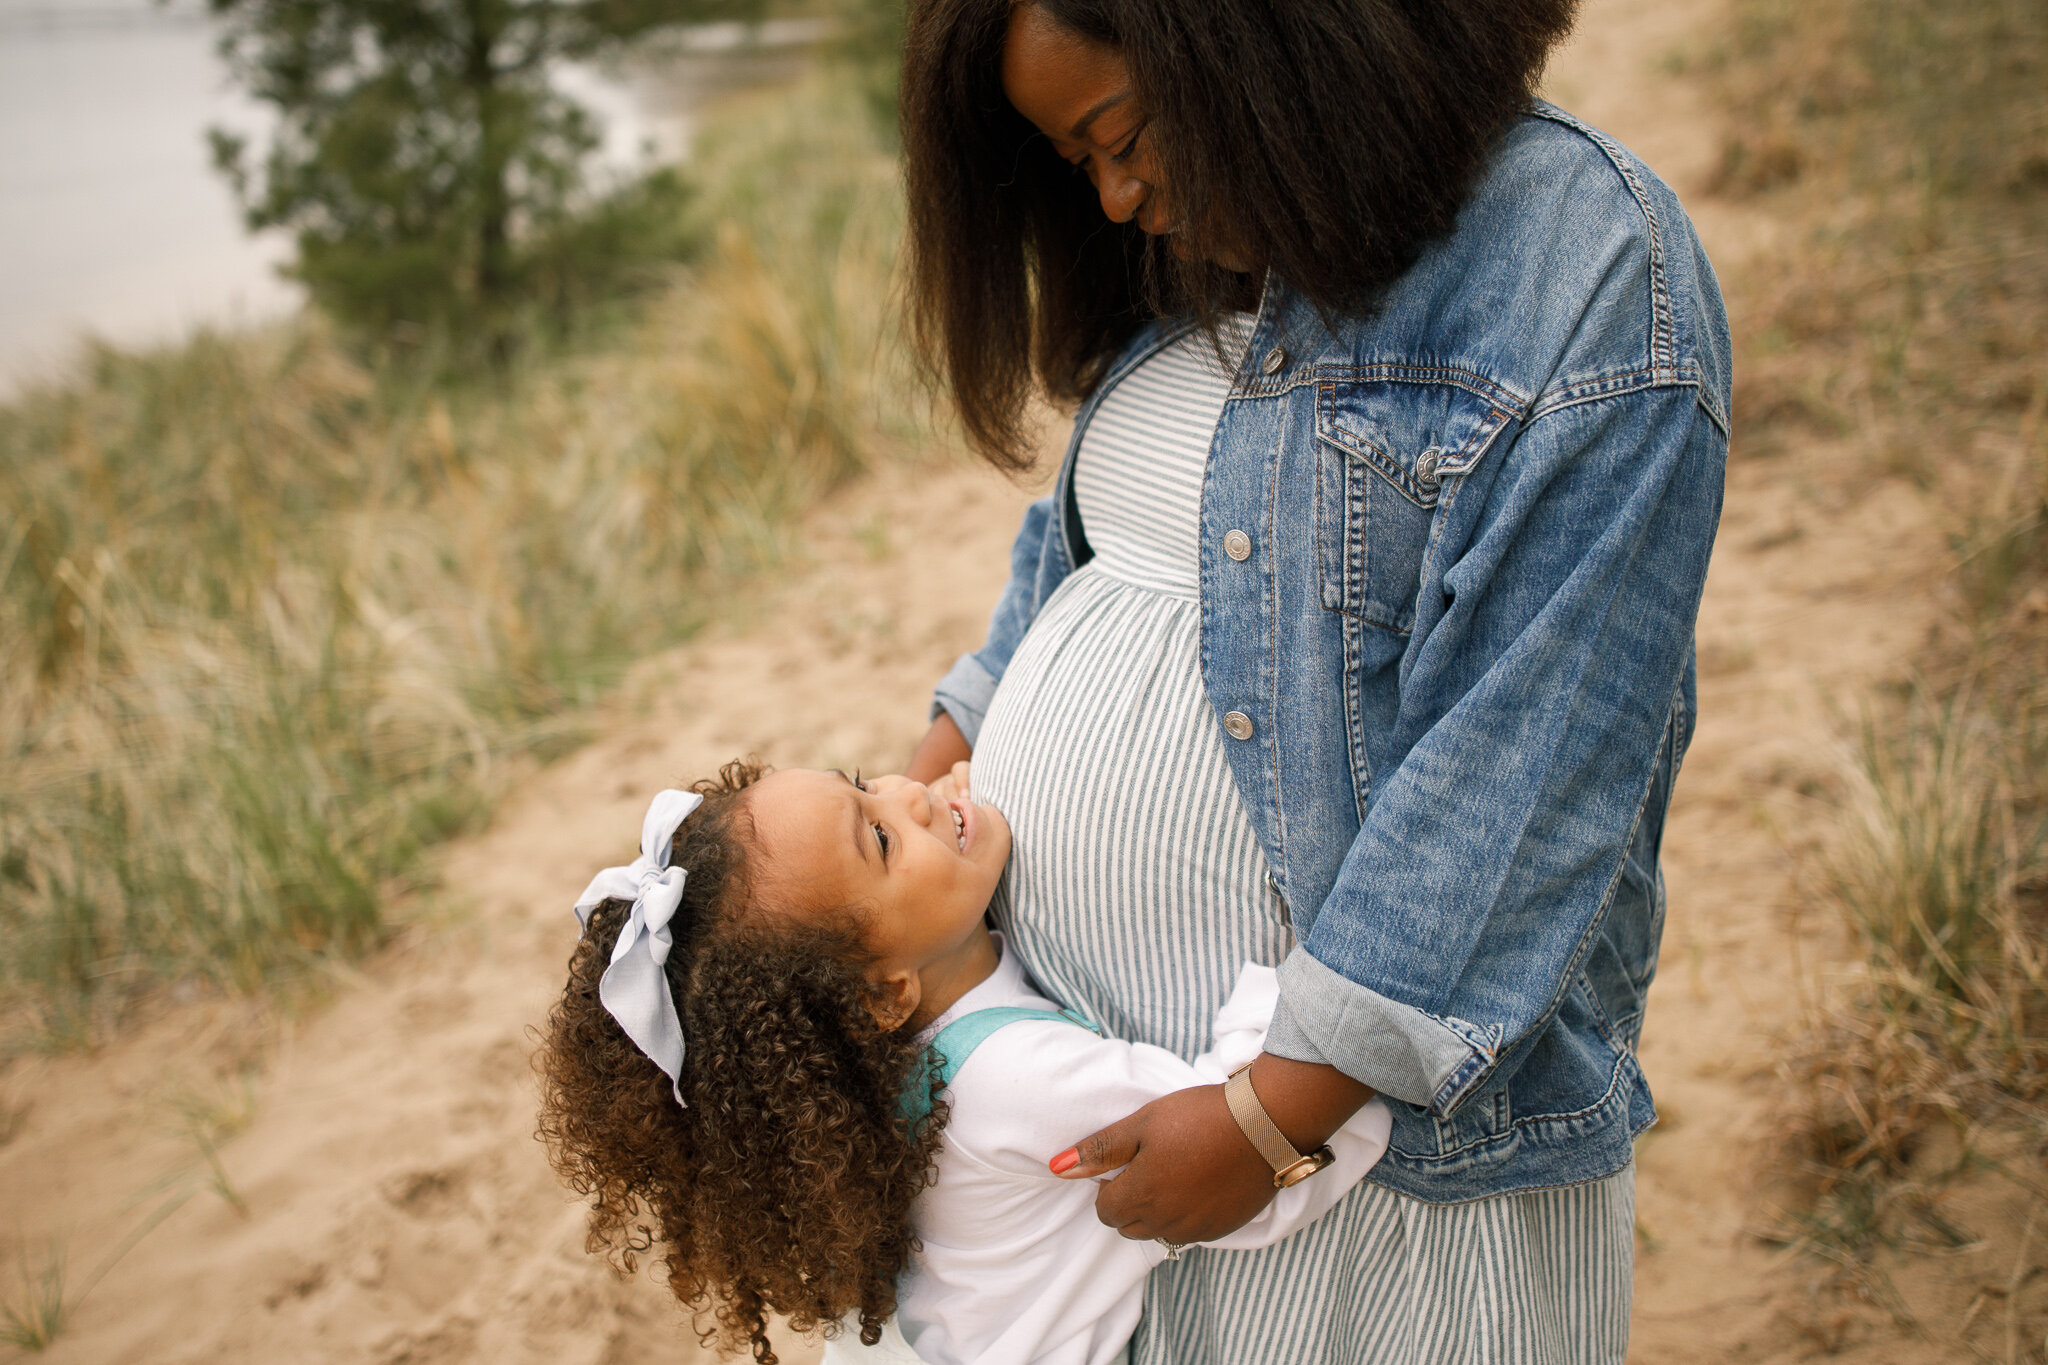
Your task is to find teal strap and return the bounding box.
[898,1005,1100,1125]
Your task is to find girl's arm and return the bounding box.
[957,974,1389,1249]
[1049,969,1377,1246]
[902,984,1387,1365]
[1051,1055,1373,1247]
[1179,970,1388,1251]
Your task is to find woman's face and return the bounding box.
[1000,4,1182,247]
[745,767,1009,978]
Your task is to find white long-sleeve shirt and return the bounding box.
[830,939,1392,1365]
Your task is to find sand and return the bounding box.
[0,0,1993,1360]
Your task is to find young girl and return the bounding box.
[536,759,1391,1365]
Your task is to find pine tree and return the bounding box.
[207,0,762,341]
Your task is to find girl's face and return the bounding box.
[745,766,1009,1016]
[1000,4,1182,247]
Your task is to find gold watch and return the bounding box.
[1224,1061,1335,1188]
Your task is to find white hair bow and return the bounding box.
[572,788,705,1108]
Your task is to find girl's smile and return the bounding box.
[746,765,1008,1030]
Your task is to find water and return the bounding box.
[0,2,817,396]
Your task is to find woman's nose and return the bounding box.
[1095,161,1147,225]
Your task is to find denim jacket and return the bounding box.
[931,105,1730,1202]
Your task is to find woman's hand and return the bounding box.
[1050,1053,1376,1244]
[1051,1083,1276,1244]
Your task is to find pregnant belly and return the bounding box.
[969,567,1291,1059]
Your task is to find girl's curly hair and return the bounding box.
[535,760,948,1364]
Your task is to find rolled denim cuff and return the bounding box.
[1272,947,1498,1113]
[1262,993,1334,1066]
[930,652,1000,749]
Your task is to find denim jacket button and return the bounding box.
[1415,450,1442,494]
[1261,346,1286,375]
[1222,529,1252,561]
[1222,710,1255,740]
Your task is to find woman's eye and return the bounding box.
[872,822,891,860]
[1109,126,1145,163]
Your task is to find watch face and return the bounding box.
[1275,1147,1337,1188]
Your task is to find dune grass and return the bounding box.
[0,1243,68,1353]
[0,72,926,1045]
[1708,0,2048,1309]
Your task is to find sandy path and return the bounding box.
[0,3,1967,1362]
[0,452,1042,1365]
[1546,7,1975,1361]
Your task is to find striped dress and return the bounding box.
[970,320,1636,1364]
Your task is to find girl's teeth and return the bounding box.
[952,807,965,850]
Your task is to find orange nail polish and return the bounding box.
[1049,1148,1080,1175]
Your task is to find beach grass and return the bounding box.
[0,1243,68,1352]
[1711,0,2048,1296]
[0,71,925,1044]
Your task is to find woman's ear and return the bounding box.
[868,966,923,1031]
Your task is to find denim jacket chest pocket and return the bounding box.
[1313,377,1517,633]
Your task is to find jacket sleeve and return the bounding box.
[1263,383,1725,1115]
[931,492,1059,747]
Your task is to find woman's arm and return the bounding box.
[1261,387,1723,1113]
[1051,1054,1374,1245]
[1061,383,1726,1241]
[905,711,972,784]
[917,493,1064,767]
[1051,971,1379,1243]
[1044,968,1380,1244]
[916,1014,1387,1365]
[961,1022,1386,1240]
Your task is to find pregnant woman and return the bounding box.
[900,1,1728,1361]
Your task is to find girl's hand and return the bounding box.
[1049,1083,1276,1244]
[926,758,974,808]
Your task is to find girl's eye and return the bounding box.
[871,822,891,860]
[851,770,869,793]
[1109,125,1145,164]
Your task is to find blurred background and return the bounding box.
[0,0,2042,1361]
[0,0,297,389]
[1,0,917,1025]
[0,0,856,384]
[0,0,836,389]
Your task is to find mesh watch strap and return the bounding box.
[1225,1062,1307,1175]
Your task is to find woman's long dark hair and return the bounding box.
[902,0,1579,469]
